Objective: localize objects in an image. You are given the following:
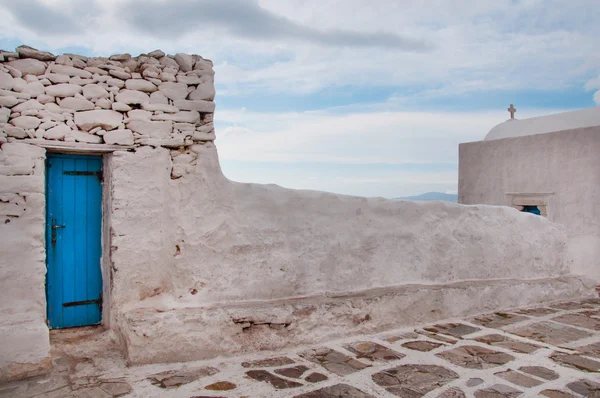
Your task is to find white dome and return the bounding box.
[485,106,600,141]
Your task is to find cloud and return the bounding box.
[118,0,432,50]
[1,0,88,34]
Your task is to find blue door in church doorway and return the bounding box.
[46,154,103,329]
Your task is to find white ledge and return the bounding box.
[24,139,134,153]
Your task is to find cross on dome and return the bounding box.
[508,104,517,119]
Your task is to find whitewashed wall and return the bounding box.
[459,127,600,282]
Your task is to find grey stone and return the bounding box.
[431,323,481,337]
[494,369,543,387]
[158,82,188,100]
[438,388,466,398]
[372,364,459,397]
[274,365,309,379]
[59,97,95,111]
[467,378,484,387]
[46,73,71,84]
[173,99,215,112]
[245,370,303,389]
[3,125,28,138]
[23,82,45,97]
[152,110,200,123]
[566,378,600,396]
[540,390,577,398]
[82,84,109,100]
[160,56,180,70]
[402,340,443,352]
[436,345,514,369]
[474,384,522,397]
[6,59,47,76]
[241,357,295,368]
[148,49,165,58]
[112,102,132,112]
[70,131,102,143]
[50,64,93,78]
[0,71,14,90]
[103,129,134,145]
[10,116,41,130]
[550,352,600,372]
[174,53,193,72]
[12,99,44,113]
[473,334,542,354]
[344,341,405,361]
[44,123,71,140]
[552,313,600,331]
[45,84,82,97]
[16,45,56,61]
[141,102,178,113]
[75,110,123,131]
[305,372,328,383]
[115,90,150,105]
[518,366,559,380]
[294,384,375,398]
[107,78,125,88]
[109,69,132,80]
[508,322,592,345]
[148,366,219,389]
[125,79,157,92]
[98,381,132,397]
[188,82,215,100]
[0,96,19,107]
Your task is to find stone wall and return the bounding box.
[0,142,50,381]
[1,45,216,178]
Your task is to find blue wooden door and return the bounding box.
[46,154,103,329]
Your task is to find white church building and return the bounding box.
[459,106,600,282]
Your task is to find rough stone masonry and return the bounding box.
[0,45,215,178]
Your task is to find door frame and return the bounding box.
[44,150,110,329]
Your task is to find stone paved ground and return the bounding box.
[1,298,600,397]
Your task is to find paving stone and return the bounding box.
[98,381,132,397]
[416,330,459,344]
[574,341,600,358]
[515,307,559,316]
[437,387,466,397]
[293,383,375,397]
[147,366,219,388]
[241,356,295,368]
[466,378,484,387]
[550,352,600,372]
[245,370,303,389]
[429,323,481,337]
[566,378,600,396]
[518,365,559,380]
[204,381,237,391]
[552,313,600,331]
[494,369,543,387]
[473,334,542,353]
[304,372,328,383]
[274,365,309,379]
[539,390,577,398]
[550,301,594,310]
[402,340,443,352]
[471,313,529,329]
[384,331,421,342]
[299,348,370,376]
[508,321,592,345]
[372,364,459,397]
[344,341,405,361]
[474,384,522,397]
[436,345,514,369]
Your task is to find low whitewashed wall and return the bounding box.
[110,145,594,364]
[0,143,51,381]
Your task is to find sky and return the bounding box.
[1,0,599,198]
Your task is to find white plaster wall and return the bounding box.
[0,143,51,382]
[110,144,576,312]
[459,127,600,281]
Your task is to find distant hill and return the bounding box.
[394,192,458,202]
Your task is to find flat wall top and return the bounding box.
[484,106,600,141]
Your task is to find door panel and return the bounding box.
[46,154,103,329]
